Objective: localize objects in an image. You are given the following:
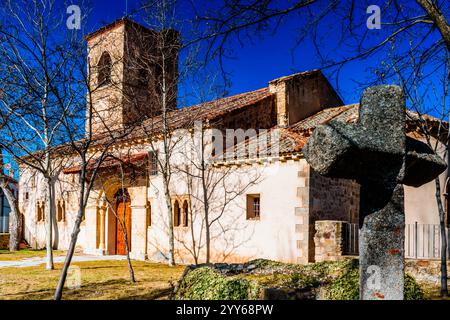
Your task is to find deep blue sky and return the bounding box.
[79,0,394,106]
[1,0,447,176]
[71,0,447,114]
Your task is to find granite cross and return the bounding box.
[303,85,446,300]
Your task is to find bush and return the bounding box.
[404,274,425,300]
[325,267,360,300]
[174,259,424,300]
[174,267,259,300]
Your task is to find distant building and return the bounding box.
[0,179,17,234]
[0,189,11,233]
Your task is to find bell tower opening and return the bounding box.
[85,18,179,135]
[97,51,112,87]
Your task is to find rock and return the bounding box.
[246,264,257,271]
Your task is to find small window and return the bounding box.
[25,192,29,200]
[182,200,189,227]
[98,51,112,87]
[246,194,260,220]
[57,199,65,222]
[173,200,181,227]
[149,151,158,176]
[36,201,45,222]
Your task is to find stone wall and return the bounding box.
[217,97,277,131]
[405,259,450,286]
[308,169,359,262]
[268,71,344,127]
[314,221,345,262]
[0,233,9,249]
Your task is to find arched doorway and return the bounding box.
[114,189,132,255]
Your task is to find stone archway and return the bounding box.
[86,172,148,258]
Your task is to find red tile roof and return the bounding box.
[125,87,273,139]
[63,152,148,174]
[222,103,447,161]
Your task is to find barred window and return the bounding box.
[246,194,261,220]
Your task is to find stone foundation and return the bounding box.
[314,221,345,262]
[0,233,9,249]
[406,259,450,285]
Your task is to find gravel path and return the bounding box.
[0,255,127,268]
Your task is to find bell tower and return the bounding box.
[86,18,179,135]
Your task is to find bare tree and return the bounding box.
[136,0,190,266]
[374,41,449,295]
[53,22,152,300]
[188,0,449,295]
[0,0,84,269]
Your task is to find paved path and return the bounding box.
[0,255,127,268]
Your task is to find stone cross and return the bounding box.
[303,85,446,300]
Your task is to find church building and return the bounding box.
[19,19,446,264]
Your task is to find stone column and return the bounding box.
[359,183,405,300]
[130,204,147,260]
[314,220,344,262]
[98,200,106,253]
[84,202,98,255]
[129,185,148,261]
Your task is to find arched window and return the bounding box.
[97,52,112,87]
[57,199,65,222]
[36,200,45,222]
[173,200,180,227]
[182,200,189,227]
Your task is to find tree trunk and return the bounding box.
[164,180,175,266]
[54,171,86,300]
[201,160,210,263]
[122,224,136,282]
[416,0,450,52]
[200,129,210,263]
[435,177,448,296]
[54,205,82,300]
[1,181,21,251]
[45,176,54,270]
[51,181,59,250]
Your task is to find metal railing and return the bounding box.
[405,222,450,259]
[341,222,450,260]
[343,223,359,255]
[0,216,9,233]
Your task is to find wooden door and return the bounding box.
[115,199,132,255]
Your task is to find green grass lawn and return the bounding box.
[0,259,185,300]
[0,249,66,261]
[1,250,447,300]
